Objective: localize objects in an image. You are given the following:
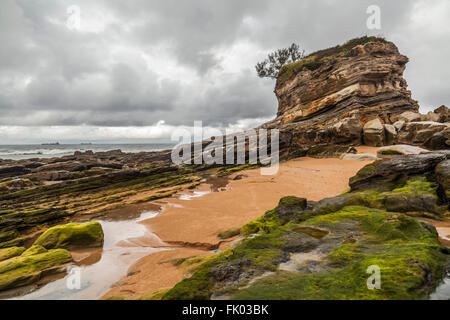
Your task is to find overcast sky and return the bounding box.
[0,0,449,143]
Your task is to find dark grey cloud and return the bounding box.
[0,0,449,141]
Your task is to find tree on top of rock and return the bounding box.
[255,43,305,79]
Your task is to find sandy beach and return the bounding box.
[102,149,376,299]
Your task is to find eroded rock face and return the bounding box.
[261,38,422,152]
[349,152,449,191]
[267,39,418,127]
[397,122,449,145]
[257,37,449,153]
[363,118,385,147]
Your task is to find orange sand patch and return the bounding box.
[102,248,211,299]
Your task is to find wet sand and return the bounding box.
[103,153,376,299]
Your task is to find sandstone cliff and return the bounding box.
[259,36,449,153]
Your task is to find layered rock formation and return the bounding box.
[260,37,449,154]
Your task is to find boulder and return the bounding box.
[426,111,442,123]
[275,196,308,223]
[397,121,449,145]
[363,118,385,147]
[393,120,406,131]
[349,152,448,191]
[0,248,72,291]
[398,111,422,122]
[340,153,378,161]
[34,222,104,250]
[326,111,363,145]
[424,127,450,150]
[434,105,449,122]
[383,124,397,145]
[377,145,429,158]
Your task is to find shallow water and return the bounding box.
[424,218,450,300]
[9,176,231,300]
[13,208,165,300]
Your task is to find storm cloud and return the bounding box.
[0,0,449,142]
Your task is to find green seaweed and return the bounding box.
[34,222,104,249]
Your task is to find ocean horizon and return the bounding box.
[0,143,176,161]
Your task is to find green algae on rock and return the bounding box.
[163,154,450,300]
[21,245,48,257]
[34,222,104,250]
[163,205,448,300]
[0,248,72,291]
[0,247,26,262]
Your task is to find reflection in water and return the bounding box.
[424,218,450,300]
[15,209,164,300]
[178,175,230,200]
[178,191,210,200]
[11,174,230,300]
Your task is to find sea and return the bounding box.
[0,143,176,161]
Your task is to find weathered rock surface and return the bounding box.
[398,111,423,123]
[34,222,104,250]
[0,247,72,291]
[363,118,385,147]
[377,145,429,157]
[340,153,378,161]
[254,37,449,153]
[260,37,421,153]
[424,127,450,150]
[349,152,449,191]
[383,124,397,145]
[272,38,418,126]
[397,121,449,145]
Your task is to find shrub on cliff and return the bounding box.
[255,43,305,79]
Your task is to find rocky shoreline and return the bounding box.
[1,37,449,300]
[162,151,450,300]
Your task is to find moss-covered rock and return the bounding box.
[241,196,308,236]
[34,222,104,249]
[0,248,72,291]
[349,153,448,192]
[21,245,48,257]
[0,230,25,249]
[0,247,26,262]
[164,204,448,300]
[218,228,241,240]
